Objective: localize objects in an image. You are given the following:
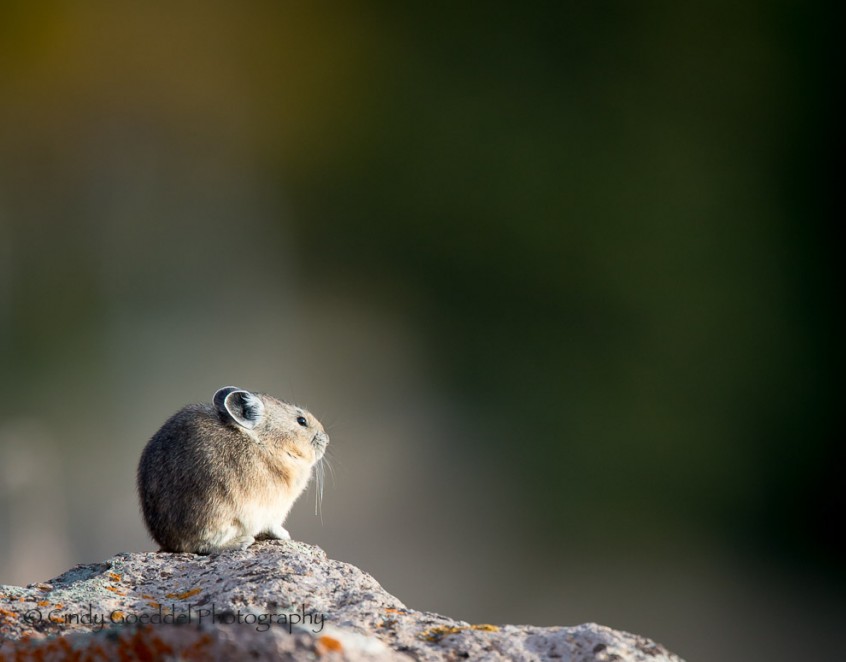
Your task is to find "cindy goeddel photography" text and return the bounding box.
[23,602,326,634]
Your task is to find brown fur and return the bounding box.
[137,388,328,553]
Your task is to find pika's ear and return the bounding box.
[213,386,241,411]
[216,388,265,430]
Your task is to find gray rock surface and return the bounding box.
[0,541,684,661]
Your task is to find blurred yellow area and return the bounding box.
[1,3,380,169]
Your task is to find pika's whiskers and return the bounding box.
[325,451,336,486]
[314,457,325,523]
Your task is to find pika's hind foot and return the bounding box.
[201,534,256,554]
[231,535,256,550]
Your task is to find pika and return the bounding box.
[137,386,329,554]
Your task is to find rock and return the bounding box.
[0,541,684,661]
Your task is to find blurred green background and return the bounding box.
[0,2,841,660]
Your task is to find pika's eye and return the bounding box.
[296,416,308,427]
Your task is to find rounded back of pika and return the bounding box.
[137,386,328,553]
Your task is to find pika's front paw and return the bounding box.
[267,525,291,540]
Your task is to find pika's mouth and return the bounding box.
[311,431,329,454]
